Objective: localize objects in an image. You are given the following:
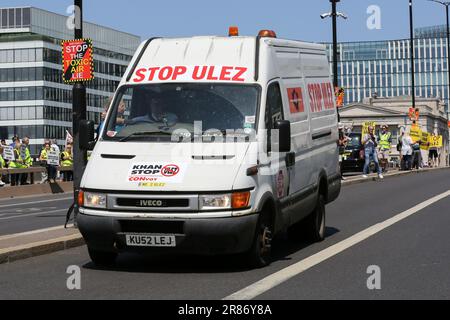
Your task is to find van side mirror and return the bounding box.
[79,120,95,150]
[275,120,291,153]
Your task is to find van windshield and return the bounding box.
[102,83,260,142]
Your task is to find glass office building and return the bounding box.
[326,25,450,114]
[0,7,140,154]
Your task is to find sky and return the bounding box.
[1,0,448,43]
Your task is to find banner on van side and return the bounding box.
[307,83,335,113]
[127,163,187,185]
[287,88,305,114]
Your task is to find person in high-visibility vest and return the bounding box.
[40,142,56,183]
[8,138,27,186]
[20,136,32,185]
[377,125,392,173]
[61,143,73,182]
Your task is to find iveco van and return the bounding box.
[77,29,341,268]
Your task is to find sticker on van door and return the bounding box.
[287,88,305,114]
[127,163,187,185]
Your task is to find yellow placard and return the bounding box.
[362,121,376,136]
[429,135,443,148]
[410,126,422,143]
[420,132,430,150]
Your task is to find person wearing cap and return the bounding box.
[361,126,383,179]
[377,125,392,173]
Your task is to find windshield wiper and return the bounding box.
[119,131,173,142]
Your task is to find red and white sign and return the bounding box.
[62,39,94,83]
[127,163,187,184]
[132,65,248,83]
[307,82,334,113]
[287,87,305,114]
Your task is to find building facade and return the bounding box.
[339,96,449,166]
[326,26,450,116]
[0,7,140,154]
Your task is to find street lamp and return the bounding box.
[409,0,416,109]
[427,0,450,166]
[72,0,87,222]
[321,0,348,90]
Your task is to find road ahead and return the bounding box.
[0,193,73,236]
[0,169,449,300]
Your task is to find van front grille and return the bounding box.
[116,198,190,208]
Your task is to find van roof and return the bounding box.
[125,36,326,84]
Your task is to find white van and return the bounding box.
[77,29,341,268]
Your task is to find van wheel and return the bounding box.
[88,247,117,267]
[245,211,273,268]
[304,195,326,242]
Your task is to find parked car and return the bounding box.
[341,133,365,173]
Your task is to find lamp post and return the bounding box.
[321,0,348,89]
[409,0,416,109]
[427,0,450,165]
[72,0,87,221]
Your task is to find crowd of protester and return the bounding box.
[338,123,442,180]
[0,136,73,187]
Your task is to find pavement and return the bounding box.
[0,167,449,299]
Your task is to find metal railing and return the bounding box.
[0,166,73,186]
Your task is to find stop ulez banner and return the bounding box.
[62,38,94,83]
[429,135,443,148]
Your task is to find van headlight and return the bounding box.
[83,192,107,209]
[199,191,250,210]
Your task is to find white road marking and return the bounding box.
[0,208,67,221]
[223,190,450,300]
[0,224,74,241]
[0,197,72,209]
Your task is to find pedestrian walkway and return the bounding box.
[0,225,83,264]
[342,166,449,186]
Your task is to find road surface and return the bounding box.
[0,193,73,236]
[0,169,449,299]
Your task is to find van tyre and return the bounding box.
[304,195,326,242]
[88,247,117,267]
[245,210,273,268]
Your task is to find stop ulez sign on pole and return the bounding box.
[62,38,94,83]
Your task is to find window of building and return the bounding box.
[1,10,7,28]
[8,9,14,28]
[22,8,30,26]
[15,8,22,28]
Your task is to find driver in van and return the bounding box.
[130,96,178,127]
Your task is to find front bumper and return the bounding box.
[77,211,259,255]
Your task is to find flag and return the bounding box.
[65,130,73,147]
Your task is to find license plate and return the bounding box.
[125,234,176,247]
